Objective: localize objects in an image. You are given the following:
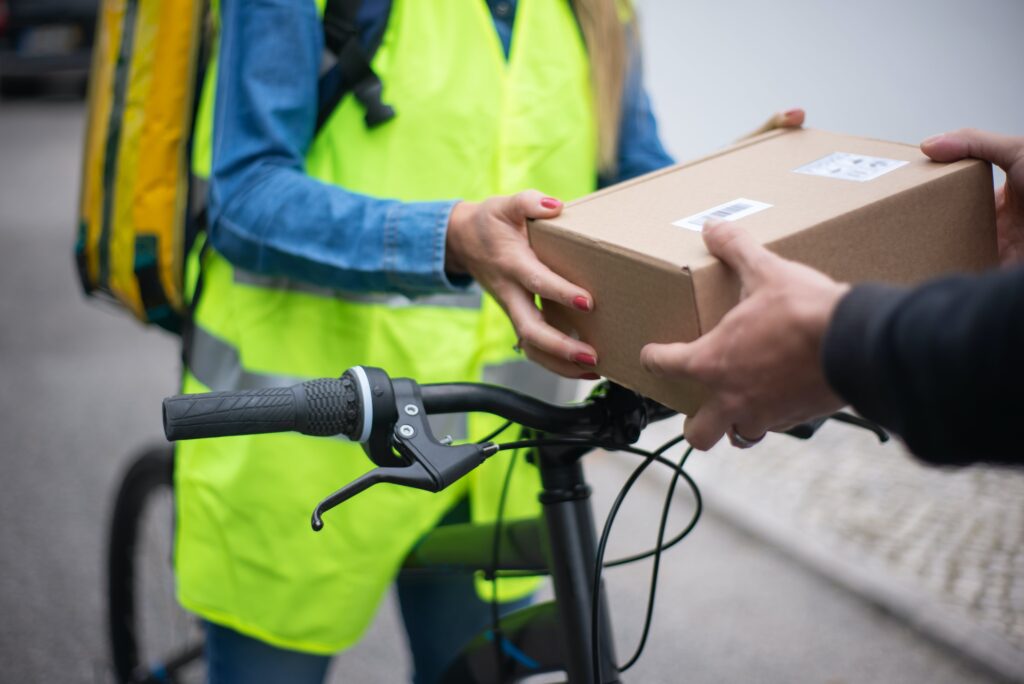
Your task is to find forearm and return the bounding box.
[823,268,1024,465]
[209,0,465,297]
[209,166,462,296]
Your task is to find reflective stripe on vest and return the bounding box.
[177,0,597,654]
[232,267,483,310]
[188,320,575,440]
[188,322,482,441]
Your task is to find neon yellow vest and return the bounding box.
[177,0,597,653]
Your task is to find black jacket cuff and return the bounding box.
[821,283,908,432]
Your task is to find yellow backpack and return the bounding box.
[75,0,393,333]
[76,0,210,332]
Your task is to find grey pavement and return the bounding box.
[0,103,1004,683]
[665,421,1024,682]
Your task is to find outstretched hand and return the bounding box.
[921,129,1024,266]
[739,108,806,141]
[446,191,600,379]
[640,219,848,450]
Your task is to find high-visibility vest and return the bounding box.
[176,0,597,653]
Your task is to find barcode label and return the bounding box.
[794,152,908,182]
[673,198,773,232]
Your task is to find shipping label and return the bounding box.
[673,198,773,232]
[794,152,908,182]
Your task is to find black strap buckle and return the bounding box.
[318,0,396,131]
[352,75,396,128]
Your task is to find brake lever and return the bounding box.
[311,377,497,531]
[782,417,828,440]
[311,461,434,531]
[782,412,889,443]
[830,411,889,443]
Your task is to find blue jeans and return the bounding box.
[205,500,531,684]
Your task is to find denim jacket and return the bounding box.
[208,0,675,297]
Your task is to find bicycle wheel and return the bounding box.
[108,445,205,684]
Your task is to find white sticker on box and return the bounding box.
[794,152,908,182]
[673,198,773,232]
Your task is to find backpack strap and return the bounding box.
[317,0,395,131]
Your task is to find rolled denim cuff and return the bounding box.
[382,199,472,294]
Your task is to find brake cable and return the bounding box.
[618,444,697,673]
[488,432,703,682]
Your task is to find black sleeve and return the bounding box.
[821,266,1024,466]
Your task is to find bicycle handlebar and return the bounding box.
[419,383,606,435]
[162,366,887,529]
[162,367,615,446]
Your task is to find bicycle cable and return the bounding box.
[488,432,703,680]
[478,419,514,446]
[618,444,696,672]
[603,446,701,568]
[590,450,656,681]
[489,438,702,568]
[478,419,519,679]
[488,429,522,679]
[494,437,614,452]
[590,435,701,682]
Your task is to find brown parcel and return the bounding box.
[528,127,997,416]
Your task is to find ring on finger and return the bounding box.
[512,337,524,354]
[728,425,765,449]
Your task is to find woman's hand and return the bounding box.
[738,108,806,141]
[446,190,600,379]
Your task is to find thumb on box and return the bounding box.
[641,340,698,379]
[702,218,774,285]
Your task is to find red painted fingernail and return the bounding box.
[573,352,597,367]
[572,296,591,312]
[540,197,562,209]
[580,372,601,380]
[785,108,802,118]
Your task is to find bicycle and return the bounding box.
[109,366,886,683]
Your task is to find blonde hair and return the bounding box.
[572,0,629,175]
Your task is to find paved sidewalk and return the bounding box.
[641,420,1024,682]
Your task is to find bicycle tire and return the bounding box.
[107,445,204,684]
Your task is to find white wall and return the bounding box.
[638,0,1024,176]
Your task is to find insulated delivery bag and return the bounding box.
[76,0,210,333]
[74,0,392,333]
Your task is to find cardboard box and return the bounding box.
[529,128,997,415]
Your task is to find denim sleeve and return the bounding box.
[602,35,675,187]
[208,0,463,296]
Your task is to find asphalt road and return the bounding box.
[0,103,1002,683]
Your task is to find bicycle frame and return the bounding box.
[405,441,619,684]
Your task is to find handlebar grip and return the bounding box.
[163,374,364,442]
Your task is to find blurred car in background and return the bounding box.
[0,0,97,97]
